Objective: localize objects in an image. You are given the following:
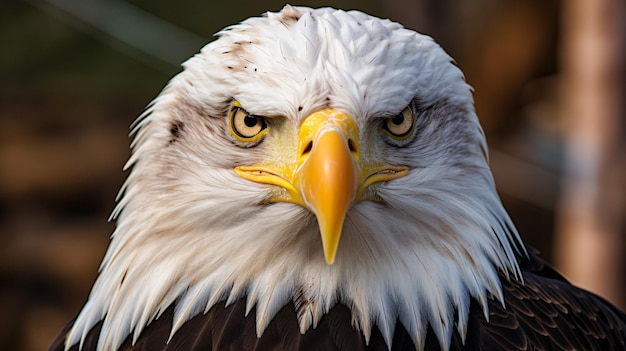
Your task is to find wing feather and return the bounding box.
[477,250,626,350]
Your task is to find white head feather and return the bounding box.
[65,6,524,351]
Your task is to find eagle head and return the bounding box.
[65,6,524,351]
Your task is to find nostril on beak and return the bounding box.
[302,140,313,156]
[347,138,357,153]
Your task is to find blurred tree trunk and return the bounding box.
[555,0,626,308]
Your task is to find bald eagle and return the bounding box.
[51,6,626,351]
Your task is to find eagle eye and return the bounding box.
[382,106,415,140]
[229,103,268,142]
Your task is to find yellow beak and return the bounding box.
[295,110,359,264]
[235,109,408,264]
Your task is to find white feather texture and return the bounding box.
[65,6,525,351]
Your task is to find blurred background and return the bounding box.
[1,0,624,350]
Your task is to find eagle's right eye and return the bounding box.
[229,103,268,142]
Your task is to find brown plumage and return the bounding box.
[51,251,626,350]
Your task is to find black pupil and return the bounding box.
[391,113,404,125]
[244,114,258,127]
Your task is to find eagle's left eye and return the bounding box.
[382,106,415,140]
[229,104,268,142]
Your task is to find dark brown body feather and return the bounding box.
[50,251,626,350]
